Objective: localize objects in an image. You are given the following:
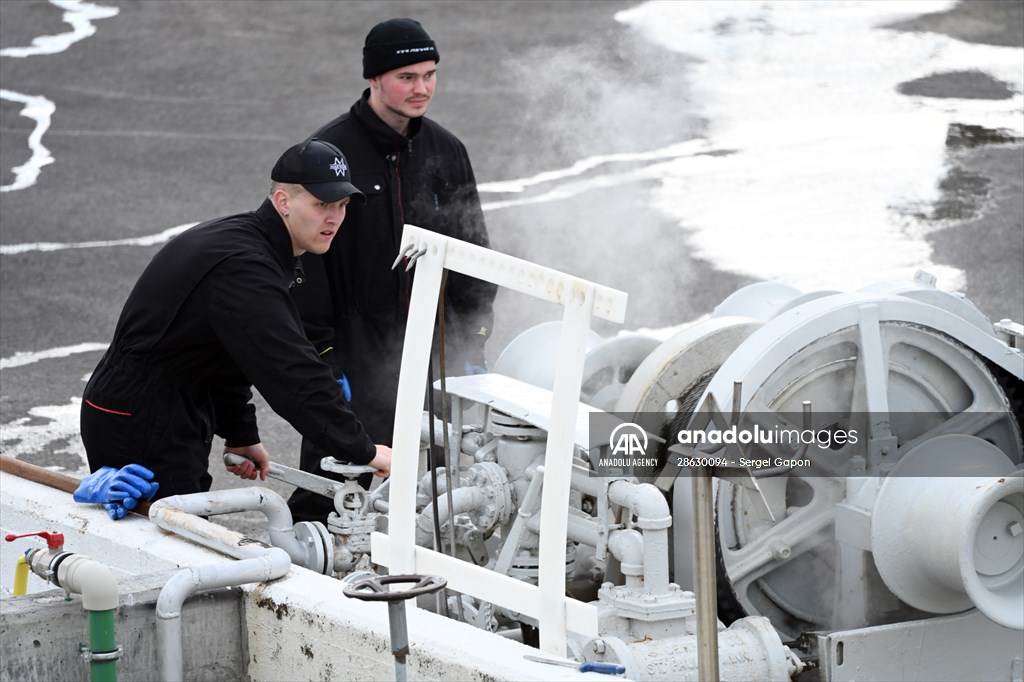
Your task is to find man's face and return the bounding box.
[371,60,437,121]
[280,187,350,256]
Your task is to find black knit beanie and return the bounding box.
[362,18,440,79]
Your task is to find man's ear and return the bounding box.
[272,188,290,217]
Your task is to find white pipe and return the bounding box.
[55,554,119,611]
[614,616,802,681]
[156,549,291,682]
[494,465,545,576]
[27,549,121,612]
[152,488,314,570]
[526,509,603,547]
[570,469,612,497]
[416,468,452,507]
[421,413,457,448]
[149,502,274,560]
[415,486,487,546]
[607,529,645,592]
[420,411,488,456]
[150,497,292,681]
[608,480,673,595]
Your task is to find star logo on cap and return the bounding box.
[330,157,347,177]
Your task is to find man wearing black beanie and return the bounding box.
[288,18,496,523]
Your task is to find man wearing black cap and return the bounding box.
[289,18,496,522]
[80,139,392,500]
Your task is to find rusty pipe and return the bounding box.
[0,455,152,516]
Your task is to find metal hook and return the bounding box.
[405,246,428,272]
[391,243,417,270]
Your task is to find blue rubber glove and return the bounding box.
[74,466,125,504]
[464,361,487,376]
[107,463,160,503]
[102,492,148,520]
[74,465,159,515]
[337,373,352,401]
[103,502,128,520]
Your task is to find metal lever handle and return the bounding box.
[5,531,64,549]
[223,453,340,498]
[319,457,377,479]
[524,654,626,675]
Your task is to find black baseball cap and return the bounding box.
[271,139,365,204]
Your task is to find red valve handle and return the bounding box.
[4,531,64,549]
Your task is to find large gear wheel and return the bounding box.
[610,286,1023,640]
[614,316,763,589]
[703,293,1023,639]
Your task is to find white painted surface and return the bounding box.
[1,472,232,597]
[386,226,611,655]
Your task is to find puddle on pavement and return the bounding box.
[945,122,1024,148]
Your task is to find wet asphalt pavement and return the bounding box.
[1,0,1021,536]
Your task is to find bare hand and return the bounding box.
[223,443,270,481]
[368,444,392,478]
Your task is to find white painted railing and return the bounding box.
[372,224,628,656]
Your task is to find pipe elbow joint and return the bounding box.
[633,483,672,530]
[609,480,672,530]
[608,529,645,576]
[157,566,200,620]
[58,555,119,611]
[148,497,170,522]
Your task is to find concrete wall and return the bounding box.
[2,572,244,681]
[1,472,602,681]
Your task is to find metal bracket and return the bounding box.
[79,645,123,662]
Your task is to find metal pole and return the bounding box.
[387,601,409,682]
[435,271,465,623]
[425,362,448,618]
[692,465,720,682]
[344,575,445,682]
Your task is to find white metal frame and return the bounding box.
[370,224,628,655]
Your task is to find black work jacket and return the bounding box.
[96,199,376,463]
[298,91,495,350]
[293,91,496,442]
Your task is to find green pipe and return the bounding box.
[88,609,118,682]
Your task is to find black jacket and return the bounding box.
[82,200,375,496]
[294,91,496,444]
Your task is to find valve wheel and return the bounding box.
[342,574,447,602]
